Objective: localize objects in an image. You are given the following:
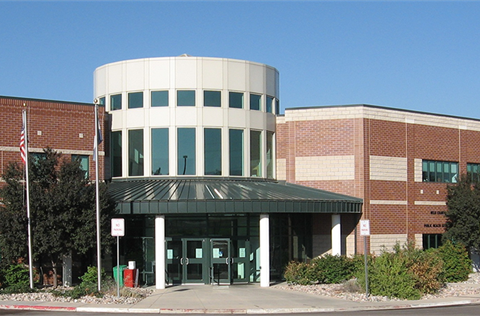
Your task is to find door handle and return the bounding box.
[185,257,189,265]
[180,257,184,265]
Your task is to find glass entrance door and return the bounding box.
[183,239,205,283]
[166,238,206,284]
[210,239,231,285]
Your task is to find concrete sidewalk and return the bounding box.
[1,284,480,314]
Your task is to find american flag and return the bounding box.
[20,120,26,164]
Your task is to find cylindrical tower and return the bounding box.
[94,56,279,179]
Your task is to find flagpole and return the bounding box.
[23,106,34,289]
[94,99,102,292]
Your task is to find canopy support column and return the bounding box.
[155,215,165,289]
[332,214,341,256]
[260,214,270,287]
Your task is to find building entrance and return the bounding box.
[166,238,251,285]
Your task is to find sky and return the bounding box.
[0,1,479,118]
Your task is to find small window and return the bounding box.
[229,92,243,109]
[177,90,195,107]
[110,94,122,111]
[72,155,89,179]
[266,96,274,113]
[128,92,143,109]
[151,91,169,107]
[275,99,280,114]
[422,160,458,183]
[467,163,480,182]
[250,94,261,111]
[423,234,442,249]
[31,152,47,164]
[99,97,105,105]
[204,91,221,107]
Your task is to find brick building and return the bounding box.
[277,104,480,255]
[2,57,480,287]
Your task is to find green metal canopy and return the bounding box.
[108,177,363,215]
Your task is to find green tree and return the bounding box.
[443,174,480,251]
[0,148,116,287]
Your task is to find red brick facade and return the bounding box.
[277,105,480,253]
[0,96,105,181]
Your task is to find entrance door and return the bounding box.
[210,238,231,285]
[166,238,206,284]
[183,239,205,283]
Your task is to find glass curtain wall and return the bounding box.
[151,128,169,175]
[178,128,196,175]
[129,130,144,176]
[229,129,244,176]
[250,130,262,177]
[204,128,222,175]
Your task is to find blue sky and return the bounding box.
[1,1,479,118]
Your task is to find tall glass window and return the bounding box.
[151,91,169,107]
[204,91,221,107]
[72,155,89,179]
[250,130,262,177]
[128,129,144,176]
[275,99,280,114]
[152,128,169,175]
[250,94,261,111]
[111,94,122,111]
[229,92,243,109]
[266,96,274,113]
[178,128,196,175]
[177,90,195,107]
[204,128,222,175]
[111,131,122,177]
[128,92,143,109]
[229,129,243,176]
[267,131,274,178]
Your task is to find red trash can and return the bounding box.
[123,269,136,287]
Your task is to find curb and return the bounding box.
[0,304,77,312]
[1,299,480,313]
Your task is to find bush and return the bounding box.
[0,283,35,294]
[408,248,443,294]
[436,240,471,282]
[2,264,29,288]
[358,250,421,300]
[51,266,107,299]
[283,261,315,285]
[311,255,357,284]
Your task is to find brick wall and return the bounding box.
[279,105,480,252]
[0,97,106,181]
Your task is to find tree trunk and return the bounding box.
[52,260,58,288]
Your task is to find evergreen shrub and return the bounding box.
[436,240,471,282]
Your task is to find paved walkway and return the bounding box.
[1,284,480,313]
